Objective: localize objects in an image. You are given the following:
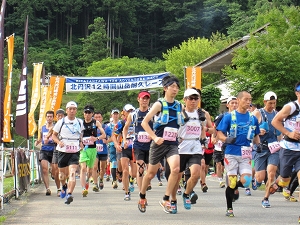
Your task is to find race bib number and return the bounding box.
[186,125,201,135]
[82,137,94,146]
[65,140,79,153]
[163,127,178,142]
[43,132,52,141]
[241,146,252,159]
[268,141,281,154]
[96,144,103,152]
[137,132,151,143]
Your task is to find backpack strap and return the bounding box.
[286,101,300,121]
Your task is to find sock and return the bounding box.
[163,195,170,201]
[140,193,146,199]
[218,177,223,182]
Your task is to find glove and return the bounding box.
[225,137,236,144]
[256,143,262,153]
[200,138,207,145]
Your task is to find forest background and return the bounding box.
[3,0,300,145]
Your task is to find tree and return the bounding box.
[201,84,221,118]
[223,6,300,106]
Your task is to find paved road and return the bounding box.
[2,175,300,225]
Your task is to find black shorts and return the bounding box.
[97,154,108,161]
[203,152,213,166]
[52,150,59,164]
[179,154,202,172]
[39,150,53,164]
[58,151,80,168]
[213,150,224,166]
[135,148,149,164]
[121,147,134,161]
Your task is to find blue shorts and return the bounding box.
[279,148,300,178]
[254,149,279,171]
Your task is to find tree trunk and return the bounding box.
[107,12,110,57]
[70,25,72,50]
[117,27,120,58]
[112,26,115,58]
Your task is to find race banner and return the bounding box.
[17,149,30,192]
[185,66,201,90]
[3,34,14,142]
[37,86,51,139]
[65,72,169,93]
[15,16,29,139]
[49,76,65,114]
[28,63,43,136]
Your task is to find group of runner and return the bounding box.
[36,76,300,219]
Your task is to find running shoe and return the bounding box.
[147,185,152,191]
[65,194,73,204]
[138,198,147,213]
[287,196,298,202]
[158,181,163,186]
[82,189,88,197]
[170,202,177,214]
[46,189,51,196]
[282,188,290,199]
[159,200,172,214]
[129,184,135,193]
[93,185,100,192]
[226,208,234,217]
[60,184,67,199]
[106,176,110,182]
[124,193,131,201]
[220,181,225,188]
[252,178,261,190]
[201,183,208,193]
[183,196,191,210]
[245,188,251,196]
[269,182,279,194]
[190,192,198,204]
[177,187,182,195]
[85,182,89,190]
[57,189,61,197]
[262,199,271,208]
[233,189,239,201]
[112,181,118,189]
[99,180,104,190]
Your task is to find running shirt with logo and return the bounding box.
[178,110,202,154]
[96,123,112,154]
[82,119,97,148]
[41,125,56,151]
[53,117,84,153]
[155,101,180,145]
[132,109,153,151]
[217,111,260,156]
[281,101,300,151]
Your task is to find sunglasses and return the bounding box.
[188,96,199,101]
[84,111,92,114]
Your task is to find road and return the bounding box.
[2,175,300,225]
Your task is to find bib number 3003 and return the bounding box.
[163,127,178,142]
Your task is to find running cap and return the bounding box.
[111,109,120,114]
[56,109,65,115]
[227,96,237,104]
[123,104,135,112]
[66,101,77,108]
[84,104,94,113]
[264,91,277,101]
[138,90,150,98]
[184,88,200,98]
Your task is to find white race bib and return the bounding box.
[241,146,252,159]
[65,140,79,153]
[82,137,94,146]
[137,131,151,143]
[96,144,103,152]
[268,141,281,154]
[163,127,178,141]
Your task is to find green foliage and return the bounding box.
[78,17,109,70]
[201,84,221,117]
[223,6,300,106]
[75,57,166,120]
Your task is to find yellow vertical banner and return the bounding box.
[49,76,65,117]
[185,66,202,90]
[28,63,43,136]
[3,34,14,142]
[38,86,51,139]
